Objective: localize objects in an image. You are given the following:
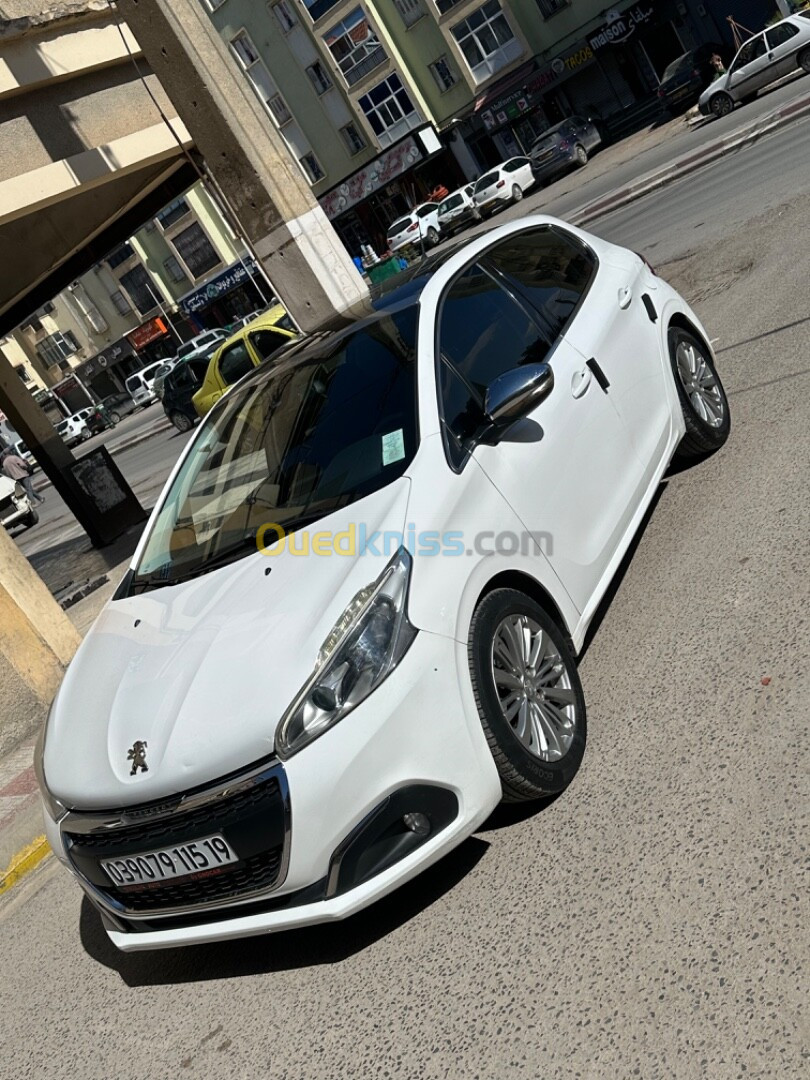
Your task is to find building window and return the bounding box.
[156,197,190,230]
[340,121,367,154]
[109,289,132,316]
[230,30,294,127]
[107,243,135,269]
[358,73,421,148]
[324,8,387,88]
[306,60,332,94]
[429,55,457,91]
[164,256,189,284]
[272,1,297,32]
[36,331,79,368]
[299,152,326,183]
[435,0,465,14]
[535,0,568,16]
[119,266,159,316]
[394,0,426,27]
[451,1,522,83]
[172,223,221,278]
[16,366,32,384]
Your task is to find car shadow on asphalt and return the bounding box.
[79,836,490,985]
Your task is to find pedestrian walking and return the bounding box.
[1,449,44,504]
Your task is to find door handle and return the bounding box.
[618,285,633,309]
[571,367,592,398]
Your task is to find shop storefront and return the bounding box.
[320,125,465,258]
[75,337,141,400]
[178,257,270,330]
[127,317,178,368]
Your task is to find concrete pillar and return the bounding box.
[116,0,369,333]
[0,525,80,756]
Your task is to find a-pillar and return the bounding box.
[116,0,369,332]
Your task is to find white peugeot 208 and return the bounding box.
[36,216,730,952]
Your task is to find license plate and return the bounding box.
[101,833,238,888]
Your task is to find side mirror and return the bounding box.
[484,363,554,427]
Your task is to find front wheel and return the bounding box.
[169,411,193,433]
[710,92,734,118]
[469,589,586,802]
[669,326,730,459]
[426,227,439,247]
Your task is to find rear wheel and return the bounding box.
[710,92,733,117]
[109,411,121,425]
[799,48,810,74]
[669,326,730,459]
[574,143,588,166]
[511,184,523,203]
[426,227,439,247]
[169,411,193,433]
[468,589,586,802]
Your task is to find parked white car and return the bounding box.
[386,203,441,254]
[55,413,90,447]
[0,473,38,531]
[437,184,481,237]
[473,157,536,215]
[176,329,229,362]
[699,12,810,117]
[36,215,729,952]
[125,360,168,408]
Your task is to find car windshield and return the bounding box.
[475,172,498,191]
[387,217,412,237]
[440,194,464,213]
[129,306,419,592]
[662,53,694,80]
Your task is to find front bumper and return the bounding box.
[48,631,502,950]
[1,493,33,529]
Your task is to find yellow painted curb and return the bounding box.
[0,835,51,896]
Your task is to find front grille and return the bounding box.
[65,764,289,917]
[66,778,275,855]
[102,849,283,913]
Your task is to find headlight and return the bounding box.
[275,548,417,759]
[34,701,67,823]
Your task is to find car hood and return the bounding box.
[44,478,412,810]
[700,73,729,99]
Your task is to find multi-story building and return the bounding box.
[203,0,775,254]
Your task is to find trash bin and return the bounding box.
[366,256,404,285]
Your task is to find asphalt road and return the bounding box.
[2,120,808,1078]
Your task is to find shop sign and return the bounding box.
[481,88,534,132]
[589,6,654,50]
[320,138,422,221]
[128,317,168,351]
[180,258,259,316]
[52,375,81,401]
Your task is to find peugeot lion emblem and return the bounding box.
[127,740,148,776]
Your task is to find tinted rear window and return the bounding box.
[662,53,694,80]
[388,218,412,236]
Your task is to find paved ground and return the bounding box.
[0,114,807,1078]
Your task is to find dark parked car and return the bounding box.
[529,117,602,184]
[161,355,211,432]
[657,43,727,113]
[100,393,140,424]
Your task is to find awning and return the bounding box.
[474,59,539,113]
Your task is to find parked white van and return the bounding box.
[125,361,166,408]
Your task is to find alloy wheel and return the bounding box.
[674,339,725,428]
[711,93,733,117]
[490,614,577,762]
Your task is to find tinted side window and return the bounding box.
[218,341,254,385]
[438,263,551,468]
[249,329,288,362]
[767,22,799,47]
[482,227,596,342]
[188,358,210,383]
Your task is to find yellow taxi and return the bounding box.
[192,305,298,418]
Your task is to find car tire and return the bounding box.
[468,588,587,803]
[709,92,734,117]
[109,411,121,425]
[799,48,810,74]
[575,143,588,166]
[669,325,730,459]
[511,184,523,204]
[426,227,439,247]
[169,411,194,433]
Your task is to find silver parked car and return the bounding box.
[437,184,480,237]
[529,116,602,183]
[699,13,810,117]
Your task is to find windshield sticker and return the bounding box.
[382,429,406,467]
